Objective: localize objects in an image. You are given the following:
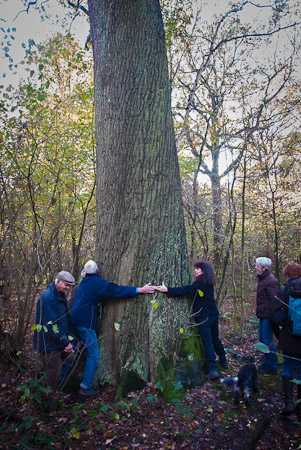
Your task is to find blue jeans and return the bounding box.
[282,353,301,378]
[258,319,277,369]
[196,315,226,372]
[77,327,99,389]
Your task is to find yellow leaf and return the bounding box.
[180,328,184,334]
[70,428,80,439]
[153,302,159,309]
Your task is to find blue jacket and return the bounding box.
[167,280,219,318]
[33,282,78,352]
[274,278,301,355]
[70,273,137,330]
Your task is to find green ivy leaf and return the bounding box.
[100,405,109,413]
[253,342,270,353]
[31,324,43,332]
[147,394,153,403]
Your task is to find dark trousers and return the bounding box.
[196,315,226,371]
[40,350,74,389]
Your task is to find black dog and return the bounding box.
[221,363,259,407]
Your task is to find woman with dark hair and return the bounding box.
[155,260,227,380]
[271,262,301,417]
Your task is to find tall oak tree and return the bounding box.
[88,0,191,384]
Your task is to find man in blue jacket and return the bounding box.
[34,271,78,390]
[70,260,155,396]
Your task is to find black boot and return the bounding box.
[281,376,294,416]
[295,384,301,419]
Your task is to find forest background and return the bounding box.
[0,0,300,351]
[0,1,301,449]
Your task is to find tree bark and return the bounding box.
[88,0,190,384]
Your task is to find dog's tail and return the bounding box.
[220,376,238,389]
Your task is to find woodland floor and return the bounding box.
[0,313,301,450]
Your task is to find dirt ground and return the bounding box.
[0,314,300,449]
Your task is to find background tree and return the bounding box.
[171,1,299,269]
[0,33,95,349]
[160,0,300,332]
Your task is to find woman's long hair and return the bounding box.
[194,260,216,286]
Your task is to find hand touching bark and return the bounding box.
[137,283,156,294]
[155,283,168,293]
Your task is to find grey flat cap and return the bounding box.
[57,271,75,285]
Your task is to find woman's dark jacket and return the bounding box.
[33,282,78,352]
[70,273,137,330]
[167,278,219,319]
[256,269,278,319]
[272,277,301,355]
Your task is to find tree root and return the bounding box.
[246,416,271,450]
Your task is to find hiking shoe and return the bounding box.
[219,359,229,369]
[258,363,277,374]
[208,371,220,380]
[79,387,100,396]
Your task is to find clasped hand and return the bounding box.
[138,283,168,293]
[154,283,168,293]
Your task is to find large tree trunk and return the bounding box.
[88,0,191,384]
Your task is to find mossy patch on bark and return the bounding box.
[115,370,147,399]
[156,329,204,402]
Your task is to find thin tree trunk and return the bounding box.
[240,156,247,333]
[211,168,222,270]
